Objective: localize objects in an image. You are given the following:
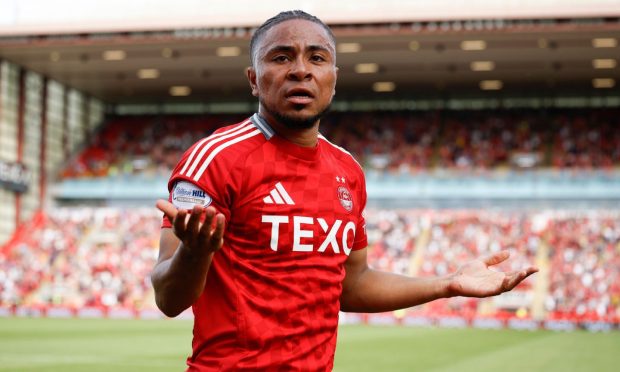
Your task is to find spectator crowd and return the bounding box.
[2,207,618,323]
[5,107,620,323]
[61,108,620,179]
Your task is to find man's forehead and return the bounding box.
[258,19,334,51]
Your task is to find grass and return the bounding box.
[0,317,618,371]
[334,325,620,372]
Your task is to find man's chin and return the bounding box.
[262,102,331,130]
[277,114,319,130]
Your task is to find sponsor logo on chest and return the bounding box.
[260,181,356,255]
[261,215,356,256]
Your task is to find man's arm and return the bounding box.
[151,200,225,317]
[340,248,537,313]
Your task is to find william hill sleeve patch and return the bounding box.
[172,181,212,210]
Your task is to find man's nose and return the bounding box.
[287,57,312,81]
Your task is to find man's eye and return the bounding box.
[273,55,289,62]
[311,55,326,62]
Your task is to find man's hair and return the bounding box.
[249,10,336,66]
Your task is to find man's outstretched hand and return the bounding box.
[152,200,226,317]
[156,199,226,257]
[447,251,538,298]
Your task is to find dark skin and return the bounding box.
[151,19,538,318]
[152,202,224,316]
[246,18,338,147]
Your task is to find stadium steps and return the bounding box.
[1,211,46,254]
[408,216,431,277]
[530,239,551,320]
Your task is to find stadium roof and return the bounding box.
[1,18,619,104]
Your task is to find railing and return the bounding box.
[53,169,620,201]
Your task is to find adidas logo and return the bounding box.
[263,182,295,205]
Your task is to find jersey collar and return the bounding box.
[250,113,321,161]
[250,113,275,140]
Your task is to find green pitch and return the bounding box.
[0,318,618,371]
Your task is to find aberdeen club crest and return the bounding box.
[337,186,353,212]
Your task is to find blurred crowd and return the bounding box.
[2,207,618,322]
[0,208,160,311]
[411,210,540,318]
[61,108,620,179]
[546,212,620,321]
[62,114,247,178]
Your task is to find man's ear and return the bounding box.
[246,67,259,97]
[332,66,339,97]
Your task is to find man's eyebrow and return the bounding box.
[265,44,334,54]
[266,45,295,54]
[308,45,333,54]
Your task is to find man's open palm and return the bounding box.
[448,251,538,298]
[156,199,225,255]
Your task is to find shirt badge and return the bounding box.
[172,181,212,210]
[337,186,354,212]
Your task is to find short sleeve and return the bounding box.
[161,135,240,228]
[351,170,368,250]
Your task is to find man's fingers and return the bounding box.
[209,214,226,250]
[172,209,188,237]
[197,209,225,253]
[198,207,216,241]
[186,205,204,237]
[503,268,536,291]
[156,199,178,221]
[506,271,525,291]
[161,202,226,253]
[483,250,510,267]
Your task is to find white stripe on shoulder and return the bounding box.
[318,134,352,155]
[318,134,363,168]
[192,129,262,182]
[180,119,251,175]
[183,121,254,178]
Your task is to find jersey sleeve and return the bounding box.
[351,166,368,250]
[161,132,242,228]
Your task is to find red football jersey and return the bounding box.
[163,114,368,371]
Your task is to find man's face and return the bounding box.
[247,19,338,129]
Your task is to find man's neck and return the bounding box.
[258,112,319,148]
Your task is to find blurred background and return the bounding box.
[0,0,619,371]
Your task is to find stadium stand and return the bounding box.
[4,106,620,328]
[412,210,538,318]
[0,208,161,315]
[2,101,619,330]
[2,206,618,329]
[545,212,620,322]
[60,108,620,179]
[61,114,247,179]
